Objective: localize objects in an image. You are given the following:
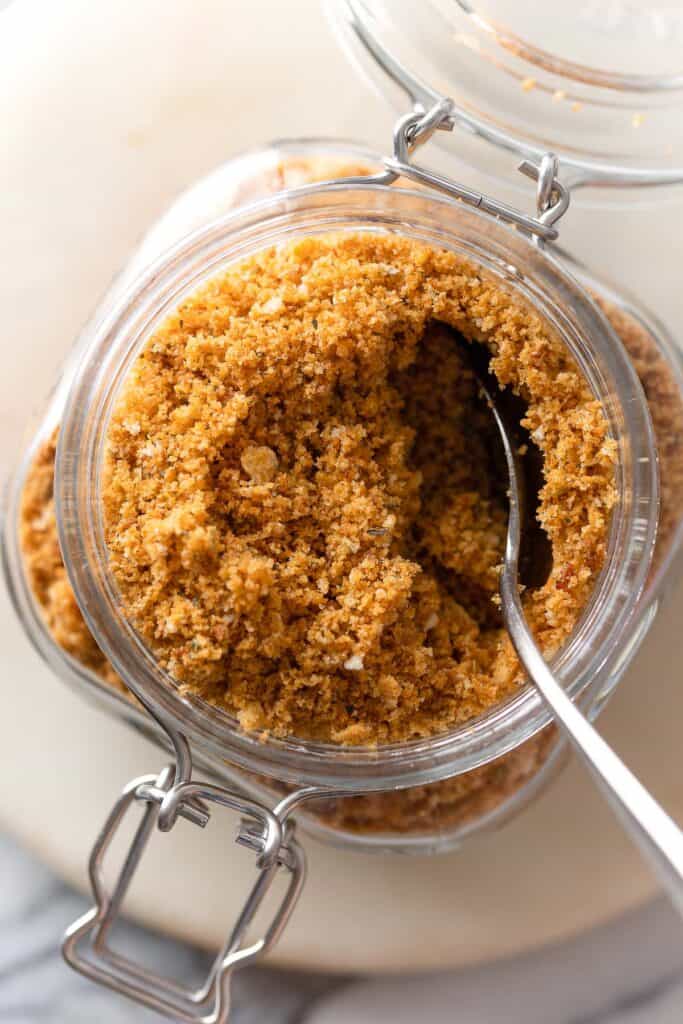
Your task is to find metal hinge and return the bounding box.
[335,97,570,242]
[62,764,307,1023]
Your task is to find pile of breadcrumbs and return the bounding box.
[101,232,616,745]
[21,153,681,832]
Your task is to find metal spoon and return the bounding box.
[476,366,683,915]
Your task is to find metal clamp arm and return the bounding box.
[62,766,308,1024]
[330,98,570,242]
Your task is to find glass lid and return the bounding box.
[328,0,683,193]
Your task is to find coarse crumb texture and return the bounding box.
[102,232,616,745]
[16,157,374,707]
[19,431,125,693]
[317,726,559,834]
[593,295,683,576]
[16,153,680,834]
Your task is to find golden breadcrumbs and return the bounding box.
[18,154,682,833]
[593,295,683,576]
[19,430,125,693]
[101,232,616,745]
[317,726,559,833]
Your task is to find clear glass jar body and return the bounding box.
[4,141,682,854]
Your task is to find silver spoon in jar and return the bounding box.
[474,358,683,915]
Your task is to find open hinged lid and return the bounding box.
[328,0,683,195]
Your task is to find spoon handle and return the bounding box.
[502,577,683,915]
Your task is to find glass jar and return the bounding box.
[7,142,683,831]
[3,7,683,1018]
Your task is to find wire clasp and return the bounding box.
[329,97,570,242]
[380,98,570,242]
[62,764,306,1024]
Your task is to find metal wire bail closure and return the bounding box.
[518,153,570,229]
[62,765,306,1024]
[381,100,570,242]
[330,94,571,242]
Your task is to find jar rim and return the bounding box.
[55,181,658,791]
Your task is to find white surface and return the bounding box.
[2,0,683,974]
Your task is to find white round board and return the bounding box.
[2,0,683,972]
